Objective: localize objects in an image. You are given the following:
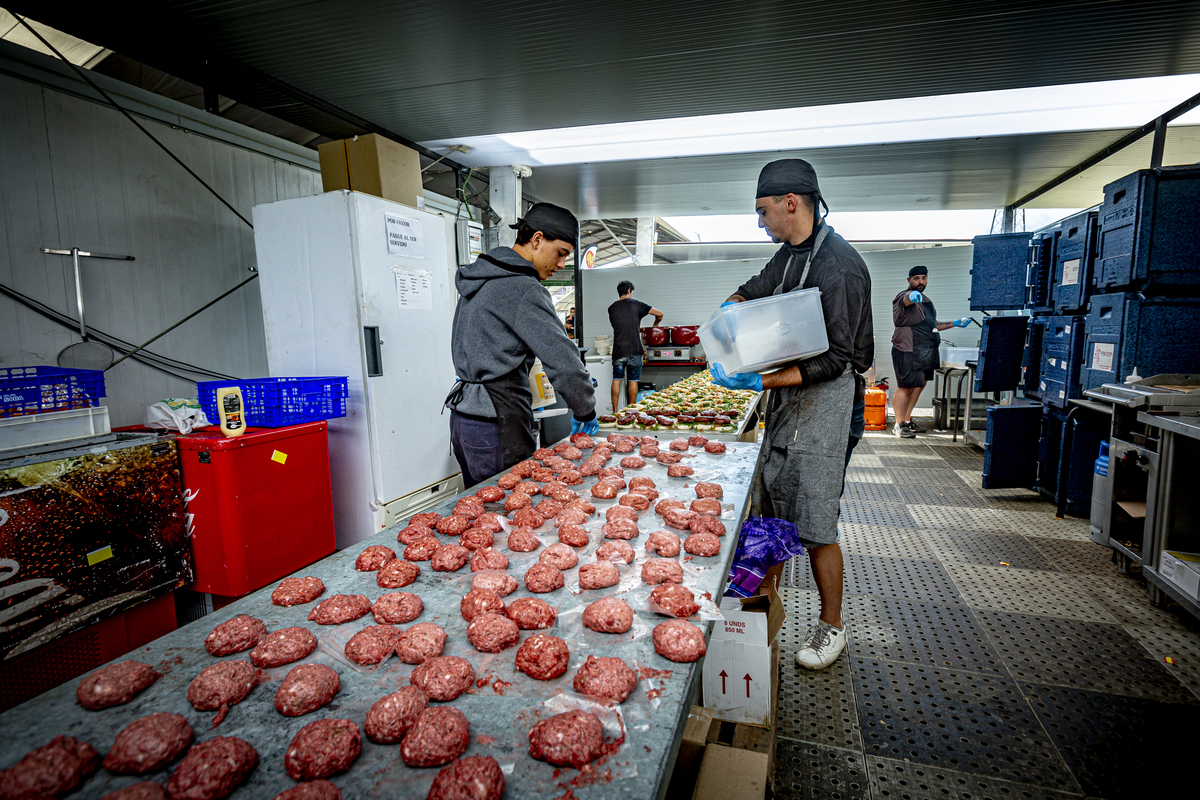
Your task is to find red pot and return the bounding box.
[641,326,670,346]
[671,325,700,346]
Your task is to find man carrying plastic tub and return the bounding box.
[445,203,598,487]
[890,266,972,438]
[711,158,873,670]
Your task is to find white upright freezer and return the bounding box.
[253,190,462,549]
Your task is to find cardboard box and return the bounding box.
[1160,551,1200,601]
[665,706,716,799]
[317,134,424,209]
[692,744,769,800]
[702,585,785,725]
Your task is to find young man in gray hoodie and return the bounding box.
[445,203,598,486]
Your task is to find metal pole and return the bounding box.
[1149,115,1167,169]
[597,220,636,262]
[71,248,86,338]
[574,236,583,347]
[1002,207,1015,233]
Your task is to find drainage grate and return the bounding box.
[944,564,1117,622]
[924,529,1058,571]
[936,453,987,470]
[1124,625,1200,701]
[887,468,969,486]
[881,455,954,469]
[772,740,873,800]
[983,493,1051,512]
[843,595,1005,673]
[851,657,1077,787]
[838,524,936,560]
[896,482,990,508]
[906,505,1003,530]
[842,481,904,504]
[1026,536,1117,575]
[778,587,824,645]
[1021,682,1194,798]
[996,511,1091,540]
[1081,576,1184,629]
[831,554,964,606]
[775,655,864,751]
[867,756,1083,800]
[840,501,919,527]
[973,610,1197,704]
[844,466,894,484]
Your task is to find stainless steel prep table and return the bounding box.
[0,439,763,800]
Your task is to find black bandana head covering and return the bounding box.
[510,202,579,244]
[909,265,928,278]
[756,158,830,217]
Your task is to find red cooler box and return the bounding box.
[175,422,336,596]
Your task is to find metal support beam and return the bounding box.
[1002,206,1015,233]
[635,218,655,266]
[598,220,636,263]
[1010,87,1200,209]
[1150,115,1168,169]
[489,166,528,249]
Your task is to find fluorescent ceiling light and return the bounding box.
[423,74,1200,168]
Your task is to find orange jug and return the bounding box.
[864,379,888,431]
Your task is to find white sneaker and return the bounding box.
[794,621,847,670]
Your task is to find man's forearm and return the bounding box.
[935,321,954,331]
[761,365,803,389]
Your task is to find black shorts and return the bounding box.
[892,346,933,389]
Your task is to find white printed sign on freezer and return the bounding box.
[393,268,433,311]
[385,212,425,258]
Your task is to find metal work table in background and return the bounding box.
[0,440,763,800]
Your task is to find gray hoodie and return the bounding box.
[448,247,596,420]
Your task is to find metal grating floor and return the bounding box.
[771,430,1200,800]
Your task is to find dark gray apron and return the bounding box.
[911,297,940,373]
[444,358,537,471]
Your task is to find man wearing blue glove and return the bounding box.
[713,158,874,671]
[445,203,597,486]
[891,266,972,437]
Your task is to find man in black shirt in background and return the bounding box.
[607,281,663,413]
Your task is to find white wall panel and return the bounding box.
[580,244,977,408]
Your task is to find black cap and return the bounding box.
[909,266,928,278]
[756,159,821,199]
[510,202,579,244]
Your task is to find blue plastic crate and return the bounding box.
[0,366,106,417]
[970,232,1030,311]
[1040,315,1086,408]
[1052,210,1098,314]
[982,403,1041,489]
[197,377,349,428]
[1026,230,1059,315]
[1080,293,1200,391]
[974,316,1029,393]
[1022,318,1047,400]
[1096,165,1200,292]
[1036,406,1105,516]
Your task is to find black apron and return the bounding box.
[911,297,940,373]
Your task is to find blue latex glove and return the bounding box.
[908,290,924,303]
[710,363,763,392]
[571,417,599,435]
[721,301,738,308]
[953,317,972,328]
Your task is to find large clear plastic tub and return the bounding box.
[698,287,828,375]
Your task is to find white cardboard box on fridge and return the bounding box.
[702,586,786,726]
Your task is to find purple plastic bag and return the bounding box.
[725,516,806,598]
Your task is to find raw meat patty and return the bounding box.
[534,498,563,518]
[510,507,546,528]
[372,592,423,624]
[691,498,722,516]
[639,445,660,458]
[558,523,590,547]
[566,498,595,515]
[431,543,470,572]
[395,623,448,664]
[474,513,505,532]
[186,660,258,721]
[540,542,579,570]
[284,718,360,781]
[688,435,709,447]
[667,464,695,478]
[437,515,470,536]
[582,597,634,633]
[409,656,475,702]
[345,625,400,665]
[573,655,638,703]
[506,597,557,630]
[605,505,638,522]
[663,507,698,530]
[274,663,340,716]
[590,482,618,499]
[579,459,602,477]
[704,440,727,453]
[103,713,193,774]
[0,736,99,800]
[642,558,684,585]
[694,481,724,499]
[578,561,620,590]
[497,473,521,489]
[619,456,645,469]
[656,451,683,464]
[528,710,604,768]
[570,433,596,449]
[506,526,541,552]
[460,588,506,622]
[77,660,161,710]
[470,547,510,572]
[524,563,564,593]
[613,439,635,453]
[619,493,650,510]
[165,737,257,800]
[655,499,685,516]
[250,627,317,668]
[690,514,727,537]
[555,508,589,527]
[515,479,542,496]
[377,559,420,588]
[460,527,495,551]
[645,530,682,558]
[364,685,428,744]
[650,584,701,618]
[355,545,396,571]
[271,781,342,800]
[515,634,570,681]
[630,486,659,502]
[397,524,435,545]
[471,571,518,597]
[309,594,371,625]
[653,619,707,662]
[272,576,326,606]
[204,615,267,657]
[669,437,690,451]
[628,476,655,490]
[101,782,167,800]
[427,755,505,800]
[454,497,485,519]
[684,532,722,557]
[475,485,506,503]
[401,707,470,768]
[602,519,638,540]
[467,613,520,652]
[504,492,531,512]
[404,536,441,561]
[596,540,635,564]
[410,512,442,528]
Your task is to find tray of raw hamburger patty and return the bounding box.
[0,433,761,800]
